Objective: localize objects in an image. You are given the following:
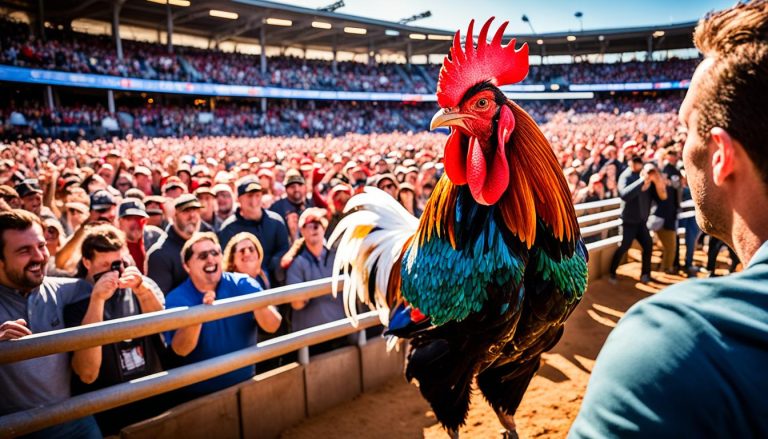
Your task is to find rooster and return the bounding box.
[329,17,588,438]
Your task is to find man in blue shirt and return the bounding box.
[165,232,281,398]
[571,2,768,437]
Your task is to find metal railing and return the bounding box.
[0,195,697,437]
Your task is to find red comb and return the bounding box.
[436,17,530,108]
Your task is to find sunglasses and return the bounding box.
[303,221,322,230]
[195,248,221,261]
[237,245,257,255]
[380,183,396,191]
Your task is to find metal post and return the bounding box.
[166,1,174,53]
[260,97,267,113]
[45,86,54,111]
[406,41,412,69]
[260,26,267,75]
[298,346,310,365]
[647,35,653,60]
[332,35,338,74]
[112,0,124,61]
[107,90,115,114]
[357,330,367,346]
[37,0,46,42]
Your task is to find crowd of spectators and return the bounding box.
[2,18,696,94]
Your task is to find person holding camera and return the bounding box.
[609,157,667,283]
[63,224,167,436]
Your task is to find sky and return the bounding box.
[274,0,736,34]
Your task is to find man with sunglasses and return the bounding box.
[165,232,281,398]
[63,224,166,435]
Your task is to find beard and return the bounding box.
[8,260,46,291]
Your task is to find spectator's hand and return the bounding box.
[0,319,32,341]
[118,266,143,290]
[92,271,119,302]
[202,290,216,305]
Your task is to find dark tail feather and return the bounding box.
[405,338,475,431]
[476,357,541,417]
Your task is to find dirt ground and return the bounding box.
[282,247,735,439]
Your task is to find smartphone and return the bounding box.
[92,261,124,283]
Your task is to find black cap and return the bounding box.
[15,180,43,198]
[284,173,306,187]
[237,178,262,197]
[90,190,117,211]
[118,198,149,218]
[174,193,202,211]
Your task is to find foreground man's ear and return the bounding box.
[710,127,735,186]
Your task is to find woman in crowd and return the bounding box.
[222,231,270,289]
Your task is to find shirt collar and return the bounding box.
[746,240,768,269]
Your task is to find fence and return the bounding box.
[0,196,696,437]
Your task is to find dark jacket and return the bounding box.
[269,196,314,220]
[145,226,190,295]
[617,167,660,225]
[217,208,290,282]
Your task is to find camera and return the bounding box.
[92,260,124,283]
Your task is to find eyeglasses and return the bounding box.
[380,183,396,191]
[195,248,221,261]
[303,221,322,230]
[237,245,256,255]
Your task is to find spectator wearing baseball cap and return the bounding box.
[15,180,43,216]
[218,178,289,286]
[88,190,118,224]
[212,184,235,226]
[133,166,153,196]
[376,173,399,199]
[0,185,20,210]
[162,177,187,199]
[146,194,209,295]
[144,196,168,230]
[286,207,352,355]
[194,187,222,232]
[270,170,315,222]
[118,198,166,274]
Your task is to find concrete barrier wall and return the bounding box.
[304,346,362,417]
[118,341,405,438]
[240,363,307,439]
[120,385,241,439]
[360,337,406,392]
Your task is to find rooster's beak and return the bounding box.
[430,108,472,131]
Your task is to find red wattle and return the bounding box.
[466,137,488,203]
[444,129,468,185]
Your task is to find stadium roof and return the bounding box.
[10,0,696,57]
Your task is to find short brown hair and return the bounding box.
[181,232,220,264]
[693,1,768,184]
[81,224,126,260]
[0,209,43,259]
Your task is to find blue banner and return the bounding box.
[569,80,690,92]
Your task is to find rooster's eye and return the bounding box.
[476,98,489,108]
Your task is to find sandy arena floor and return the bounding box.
[282,247,735,439]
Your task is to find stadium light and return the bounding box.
[344,26,367,35]
[598,35,605,41]
[265,18,292,26]
[385,30,400,36]
[312,21,332,29]
[428,34,452,41]
[409,33,426,40]
[653,30,665,37]
[574,11,584,32]
[521,14,536,34]
[567,35,577,42]
[318,0,345,12]
[209,9,238,20]
[147,0,190,6]
[536,39,544,45]
[399,11,431,25]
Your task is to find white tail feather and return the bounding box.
[328,187,419,326]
